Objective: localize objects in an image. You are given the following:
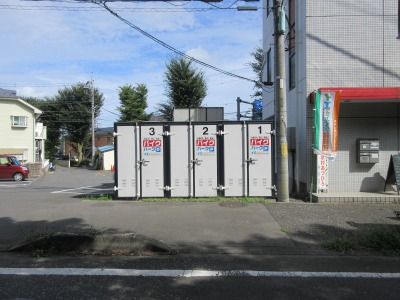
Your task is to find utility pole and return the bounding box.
[91,79,95,166]
[274,0,289,202]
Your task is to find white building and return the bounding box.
[262,0,400,199]
[0,89,46,167]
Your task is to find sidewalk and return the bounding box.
[1,166,400,256]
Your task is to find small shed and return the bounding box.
[98,145,114,171]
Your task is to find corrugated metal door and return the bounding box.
[223,123,246,197]
[169,124,192,197]
[140,124,164,197]
[192,124,218,197]
[115,125,139,198]
[247,123,273,196]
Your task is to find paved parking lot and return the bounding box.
[0,177,37,187]
[0,166,113,194]
[0,180,33,187]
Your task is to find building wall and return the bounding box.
[306,0,400,193]
[95,134,114,148]
[263,0,400,194]
[262,0,275,119]
[101,150,114,171]
[330,103,400,192]
[0,98,36,162]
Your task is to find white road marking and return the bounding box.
[51,186,113,194]
[0,268,399,278]
[0,181,32,188]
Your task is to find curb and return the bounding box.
[8,232,172,255]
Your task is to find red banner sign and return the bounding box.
[143,139,162,147]
[250,138,269,146]
[196,138,216,146]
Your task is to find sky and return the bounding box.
[0,0,263,127]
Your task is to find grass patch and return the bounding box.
[82,193,114,201]
[323,225,400,254]
[361,225,400,253]
[322,236,358,253]
[281,227,289,234]
[141,197,274,203]
[18,226,103,257]
[82,194,273,203]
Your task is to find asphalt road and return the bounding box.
[1,254,400,299]
[1,166,400,299]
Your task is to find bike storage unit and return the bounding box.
[114,121,274,199]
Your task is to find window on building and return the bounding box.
[267,48,272,83]
[289,53,296,89]
[106,137,111,144]
[12,116,27,127]
[288,0,296,90]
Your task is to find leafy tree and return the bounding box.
[23,97,62,161]
[248,46,264,99]
[157,57,207,121]
[117,84,151,122]
[155,100,174,122]
[54,83,104,162]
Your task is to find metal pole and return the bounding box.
[237,97,241,121]
[274,0,289,202]
[91,79,95,166]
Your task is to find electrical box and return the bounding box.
[357,139,379,163]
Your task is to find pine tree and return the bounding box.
[249,46,264,99]
[117,84,151,122]
[156,57,207,120]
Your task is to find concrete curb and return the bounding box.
[8,232,172,255]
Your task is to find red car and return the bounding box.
[0,155,29,181]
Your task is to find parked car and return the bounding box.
[0,155,29,181]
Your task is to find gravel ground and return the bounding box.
[266,200,400,252]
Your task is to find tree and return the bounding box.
[156,57,207,121]
[117,84,151,122]
[23,97,62,161]
[155,100,174,122]
[54,83,104,162]
[248,46,264,99]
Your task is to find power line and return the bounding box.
[1,2,267,12]
[204,0,239,9]
[101,107,119,116]
[0,4,250,12]
[94,1,259,84]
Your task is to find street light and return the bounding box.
[237,6,258,11]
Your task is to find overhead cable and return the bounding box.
[93,0,259,84]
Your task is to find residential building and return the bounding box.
[61,127,114,159]
[97,145,114,171]
[0,88,46,166]
[94,127,114,148]
[262,0,400,197]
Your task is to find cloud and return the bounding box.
[186,46,211,62]
[0,1,262,127]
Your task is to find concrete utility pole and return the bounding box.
[91,79,95,165]
[274,0,289,202]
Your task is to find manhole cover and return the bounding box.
[219,202,247,208]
